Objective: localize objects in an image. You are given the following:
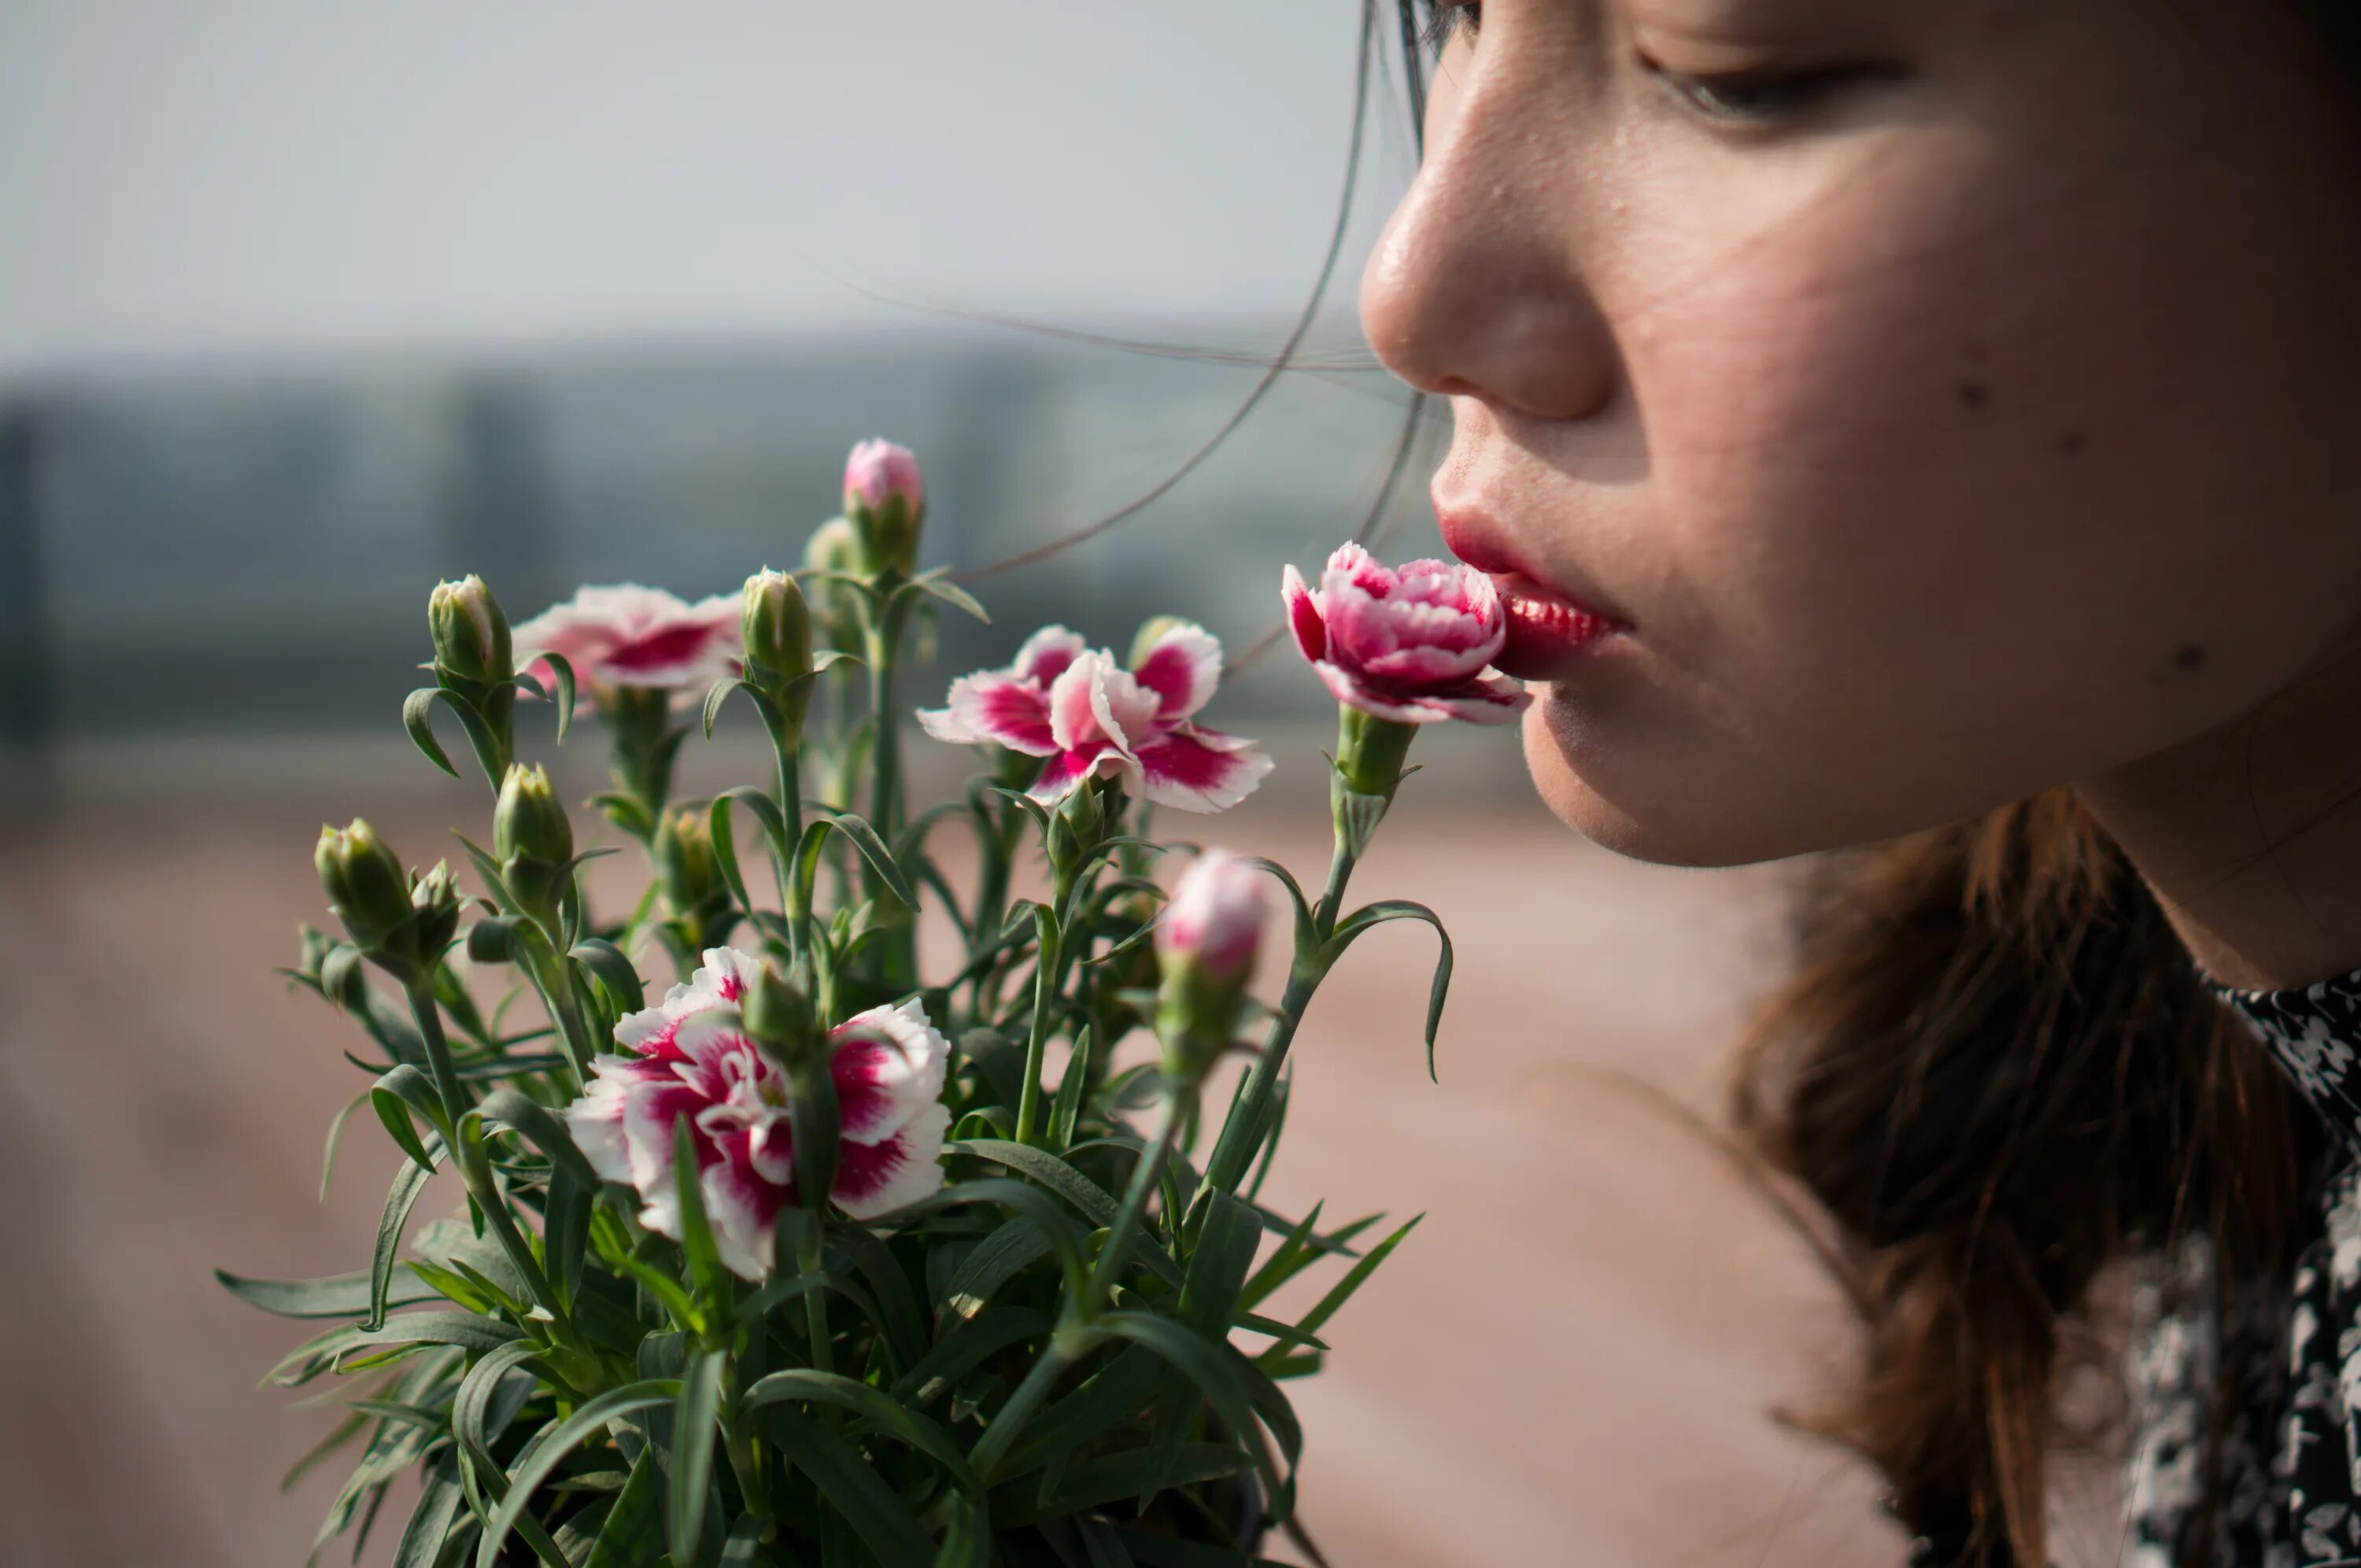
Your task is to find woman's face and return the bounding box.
[1363,0,2361,865]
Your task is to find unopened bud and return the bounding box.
[843,439,925,578]
[741,569,813,687]
[804,516,859,577]
[494,763,574,868]
[409,859,465,960]
[1155,849,1268,1079]
[316,819,415,950]
[1045,775,1107,875]
[429,575,513,687]
[654,806,722,914]
[742,961,820,1067]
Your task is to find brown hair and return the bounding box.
[1731,791,2319,1566]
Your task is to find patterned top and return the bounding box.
[2120,969,2361,1567]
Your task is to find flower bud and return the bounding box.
[654,805,722,915]
[1155,849,1267,1080]
[316,819,415,950]
[741,569,813,687]
[843,439,925,578]
[1045,773,1107,876]
[804,516,859,577]
[742,960,821,1067]
[494,763,575,868]
[409,859,465,961]
[429,575,513,687]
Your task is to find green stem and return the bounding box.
[969,1337,1076,1482]
[405,983,569,1330]
[772,729,812,972]
[1085,1092,1188,1311]
[405,968,475,1123]
[1012,865,1078,1146]
[796,1216,833,1380]
[1202,842,1356,1194]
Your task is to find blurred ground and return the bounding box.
[0,736,1932,1567]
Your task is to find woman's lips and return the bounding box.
[1492,574,1620,681]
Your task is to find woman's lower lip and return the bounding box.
[1493,575,1622,681]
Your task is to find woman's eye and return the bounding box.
[1422,0,1480,53]
[1646,60,1885,126]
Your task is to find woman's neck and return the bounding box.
[2082,628,2361,991]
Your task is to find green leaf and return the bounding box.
[546,1168,593,1310]
[342,1311,527,1359]
[214,1267,437,1320]
[582,1449,663,1568]
[983,785,1053,838]
[1276,1213,1422,1347]
[932,1492,992,1568]
[667,1347,726,1568]
[815,810,916,909]
[477,1087,602,1189]
[888,1177,1091,1300]
[996,1444,1248,1527]
[1321,899,1453,1081]
[371,1065,444,1175]
[319,1090,374,1201]
[476,1381,683,1568]
[889,1306,1051,1407]
[741,1368,981,1493]
[590,790,660,843]
[568,937,646,1018]
[1048,1025,1094,1153]
[672,1116,732,1312]
[702,675,785,742]
[833,1227,928,1372]
[1241,858,1317,964]
[453,1338,544,1503]
[541,651,578,743]
[390,1455,466,1568]
[760,1408,938,1568]
[910,570,992,625]
[1144,1190,1262,1500]
[1088,1312,1291,1515]
[948,1138,1118,1228]
[939,1219,1051,1321]
[1236,1201,1323,1313]
[992,1347,1163,1483]
[403,684,506,792]
[368,1151,439,1330]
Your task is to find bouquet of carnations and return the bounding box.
[220,441,1529,1567]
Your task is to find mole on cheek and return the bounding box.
[1956,380,1992,412]
[2170,643,2207,677]
[2056,430,2087,459]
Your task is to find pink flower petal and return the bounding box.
[1089,662,1161,754]
[1281,566,1327,662]
[1013,625,1088,687]
[919,671,1059,754]
[1028,741,1127,803]
[700,1138,785,1280]
[1426,668,1533,725]
[1046,654,1109,752]
[831,1102,951,1220]
[829,998,951,1145]
[1323,542,1394,596]
[1130,621,1222,721]
[1131,725,1275,814]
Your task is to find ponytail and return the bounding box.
[1732,791,2315,1565]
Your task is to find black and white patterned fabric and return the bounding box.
[2123,969,2361,1567]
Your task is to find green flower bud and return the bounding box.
[408,859,465,962]
[654,806,722,915]
[742,960,821,1069]
[804,516,859,577]
[843,440,925,579]
[315,819,415,950]
[741,569,813,688]
[429,575,513,687]
[493,762,574,867]
[1045,774,1107,876]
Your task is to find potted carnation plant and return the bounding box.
[220,441,1528,1567]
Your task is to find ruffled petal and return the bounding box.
[1130,725,1275,814]
[565,1073,635,1185]
[1425,668,1533,725]
[1281,565,1327,662]
[831,1102,951,1220]
[1029,741,1126,803]
[1013,625,1089,687]
[1130,621,1223,721]
[830,998,952,1144]
[700,1140,785,1281]
[918,670,1059,754]
[1088,662,1161,754]
[1323,542,1393,596]
[1046,653,1110,752]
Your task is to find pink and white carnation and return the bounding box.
[918,622,1273,814]
[565,947,951,1279]
[1157,848,1268,984]
[1282,543,1530,725]
[512,584,742,698]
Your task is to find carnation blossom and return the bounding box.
[566,947,951,1279]
[1281,544,1530,725]
[512,584,741,698]
[918,622,1273,814]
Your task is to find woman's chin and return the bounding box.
[1518,691,1794,870]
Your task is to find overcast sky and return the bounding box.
[0,1,1416,377]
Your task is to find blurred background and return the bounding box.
[0,2,1971,1563]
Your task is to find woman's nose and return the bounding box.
[1358,75,1619,422]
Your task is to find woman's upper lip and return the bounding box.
[1434,504,1628,629]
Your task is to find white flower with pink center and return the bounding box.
[512,584,742,698]
[1282,543,1530,725]
[565,947,951,1279]
[918,622,1273,814]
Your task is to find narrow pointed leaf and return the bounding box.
[1320,900,1453,1081]
[761,1408,938,1568]
[667,1347,726,1567]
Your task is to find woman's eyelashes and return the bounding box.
[1643,58,1899,127]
